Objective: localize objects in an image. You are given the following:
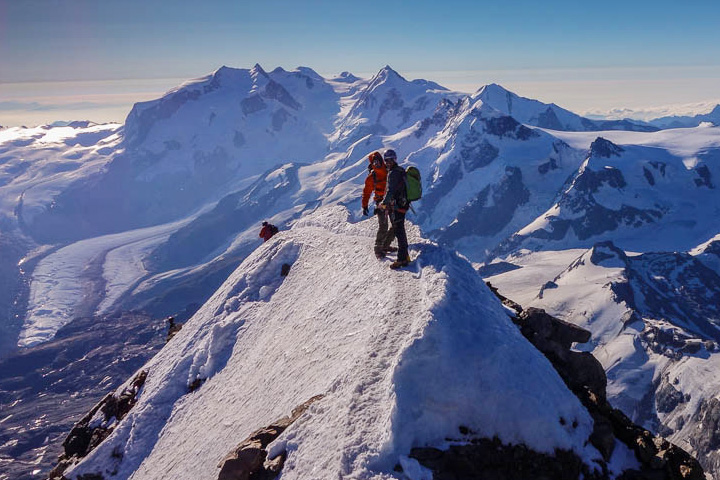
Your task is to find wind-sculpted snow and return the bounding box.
[64,207,604,480]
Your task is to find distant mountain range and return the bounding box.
[1,64,719,479]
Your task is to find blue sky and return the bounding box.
[1,0,719,125]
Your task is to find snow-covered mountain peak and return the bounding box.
[375,64,405,84]
[293,65,323,81]
[333,71,361,83]
[250,62,269,79]
[474,82,514,102]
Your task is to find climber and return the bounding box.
[362,151,397,259]
[259,221,279,242]
[379,149,411,269]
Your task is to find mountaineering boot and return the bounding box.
[375,249,386,259]
[389,256,411,270]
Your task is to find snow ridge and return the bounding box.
[65,207,599,480]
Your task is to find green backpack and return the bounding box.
[405,166,422,202]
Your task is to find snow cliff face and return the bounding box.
[59,207,624,480]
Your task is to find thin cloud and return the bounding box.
[0,100,125,112]
[583,100,720,121]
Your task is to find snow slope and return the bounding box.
[65,207,606,480]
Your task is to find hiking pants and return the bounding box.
[390,209,408,261]
[375,207,395,253]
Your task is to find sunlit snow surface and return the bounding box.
[65,207,609,480]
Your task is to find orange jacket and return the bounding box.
[361,152,388,209]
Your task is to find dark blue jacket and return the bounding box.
[382,164,408,210]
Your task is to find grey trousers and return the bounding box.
[375,208,395,253]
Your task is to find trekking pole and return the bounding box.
[409,204,416,215]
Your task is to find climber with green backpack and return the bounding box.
[379,149,422,269]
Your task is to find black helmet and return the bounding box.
[383,149,397,163]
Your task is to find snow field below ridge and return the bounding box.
[21,215,199,347]
[66,207,606,480]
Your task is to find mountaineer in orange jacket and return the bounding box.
[362,151,396,259]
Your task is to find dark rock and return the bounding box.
[482,115,539,140]
[484,287,705,480]
[272,108,291,131]
[460,135,499,171]
[590,241,628,266]
[538,157,559,174]
[217,438,265,480]
[166,316,183,343]
[538,280,558,299]
[264,80,301,111]
[519,308,591,350]
[241,94,267,115]
[536,106,564,130]
[281,263,291,277]
[216,395,324,480]
[590,137,624,158]
[48,371,148,478]
[188,377,205,392]
[485,282,522,314]
[590,416,616,461]
[233,131,246,148]
[411,438,604,480]
[566,351,607,401]
[694,165,714,188]
[643,167,656,186]
[436,166,529,242]
[689,398,720,453]
[477,261,521,278]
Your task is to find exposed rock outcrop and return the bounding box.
[480,283,704,480]
[47,370,148,480]
[216,395,324,480]
[411,434,607,480]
